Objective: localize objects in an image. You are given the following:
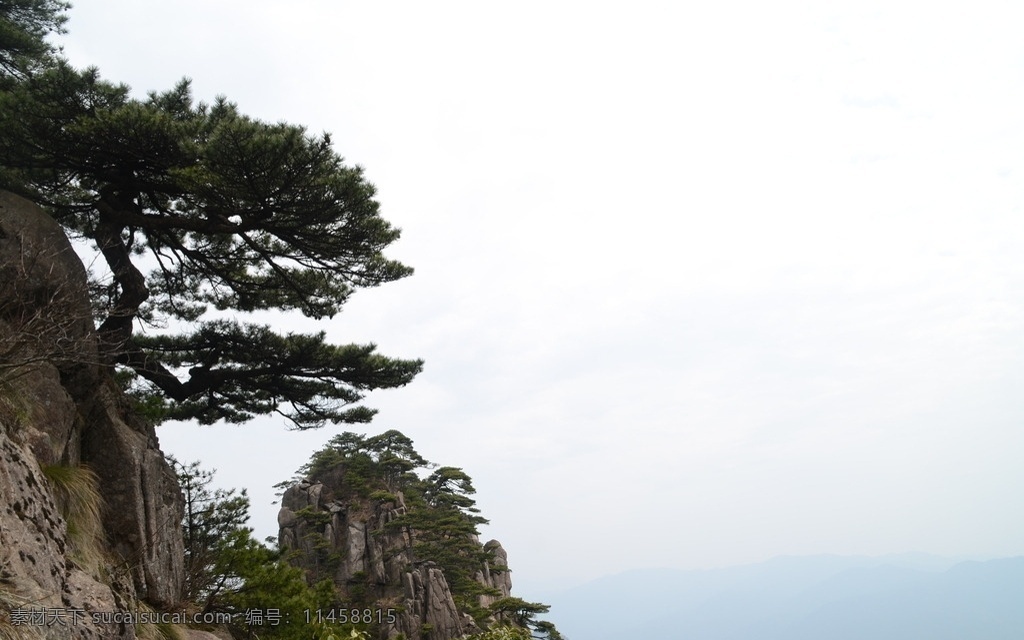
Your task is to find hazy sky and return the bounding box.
[58,1,1024,594]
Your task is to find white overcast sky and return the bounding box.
[58,1,1024,594]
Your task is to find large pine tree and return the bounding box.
[0,2,421,428]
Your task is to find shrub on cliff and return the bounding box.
[173,458,360,640]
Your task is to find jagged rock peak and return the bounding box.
[276,430,527,640]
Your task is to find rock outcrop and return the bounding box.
[0,190,185,639]
[279,477,515,640]
[476,540,512,611]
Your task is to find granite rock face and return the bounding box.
[398,563,467,640]
[0,190,185,638]
[279,477,515,640]
[476,539,513,611]
[280,480,416,588]
[79,381,185,608]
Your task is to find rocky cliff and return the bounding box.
[278,472,515,640]
[0,190,185,639]
[1,190,551,640]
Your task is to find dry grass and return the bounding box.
[41,464,104,575]
[0,382,31,434]
[133,602,186,640]
[0,586,43,640]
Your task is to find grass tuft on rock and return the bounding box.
[42,463,104,574]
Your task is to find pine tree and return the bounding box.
[170,456,251,606]
[0,0,69,78]
[172,459,356,640]
[0,3,421,429]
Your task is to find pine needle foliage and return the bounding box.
[0,1,421,430]
[0,0,69,78]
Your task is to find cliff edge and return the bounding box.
[0,190,185,639]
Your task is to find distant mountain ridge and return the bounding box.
[545,554,1024,639]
